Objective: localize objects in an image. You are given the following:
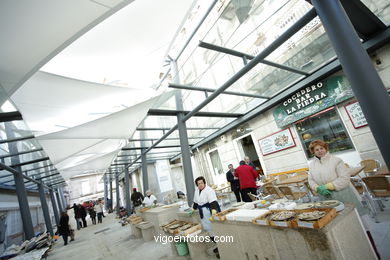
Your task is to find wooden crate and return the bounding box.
[129,216,143,224]
[213,208,238,221]
[178,223,202,236]
[168,222,188,234]
[161,220,182,232]
[294,208,337,229]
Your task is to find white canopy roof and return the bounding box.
[0,0,194,180]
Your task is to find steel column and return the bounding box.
[59,187,67,209]
[104,175,108,211]
[172,59,195,206]
[115,173,120,213]
[109,176,113,212]
[4,122,35,240]
[140,127,149,192]
[49,189,60,226]
[311,0,390,168]
[55,190,63,213]
[38,182,53,235]
[124,167,131,214]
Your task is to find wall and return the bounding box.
[193,43,390,180]
[0,189,55,247]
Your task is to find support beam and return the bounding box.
[169,83,270,99]
[124,167,131,214]
[104,175,108,211]
[129,137,205,142]
[9,157,50,168]
[59,187,67,209]
[0,111,22,122]
[182,9,317,122]
[147,109,243,117]
[115,173,120,214]
[29,168,58,178]
[0,135,35,145]
[55,190,63,213]
[23,164,54,173]
[121,145,183,151]
[109,176,113,212]
[49,189,60,227]
[311,0,390,169]
[38,182,53,235]
[0,148,43,160]
[140,128,148,193]
[36,172,60,180]
[4,122,35,240]
[190,27,390,152]
[198,41,309,76]
[136,127,219,131]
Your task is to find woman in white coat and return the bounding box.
[143,190,157,207]
[308,139,366,215]
[188,176,221,258]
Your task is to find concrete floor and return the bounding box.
[47,213,194,260]
[47,200,390,260]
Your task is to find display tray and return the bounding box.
[252,210,296,228]
[295,208,336,229]
[161,220,184,232]
[213,208,238,221]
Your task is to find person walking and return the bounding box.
[71,203,82,230]
[58,211,71,246]
[226,164,241,202]
[235,160,258,202]
[79,204,87,228]
[89,204,97,225]
[96,199,104,223]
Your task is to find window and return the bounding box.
[209,150,223,175]
[81,180,90,196]
[296,108,354,158]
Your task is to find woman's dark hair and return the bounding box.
[239,160,246,165]
[60,211,68,217]
[194,176,206,186]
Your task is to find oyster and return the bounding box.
[297,211,326,221]
[269,211,296,221]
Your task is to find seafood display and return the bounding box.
[314,200,340,208]
[268,211,296,221]
[297,211,326,221]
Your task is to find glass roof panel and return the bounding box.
[264,17,336,74]
[360,0,390,25]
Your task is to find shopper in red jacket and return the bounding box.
[234,160,258,202]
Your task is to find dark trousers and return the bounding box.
[62,235,68,245]
[81,217,87,227]
[240,188,257,202]
[91,216,96,225]
[97,212,103,223]
[233,189,241,202]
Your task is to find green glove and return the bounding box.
[187,208,194,216]
[316,185,332,197]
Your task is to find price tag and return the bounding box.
[274,221,288,227]
[256,219,267,225]
[298,221,314,228]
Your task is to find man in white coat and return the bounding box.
[143,190,157,206]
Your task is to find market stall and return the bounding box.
[212,203,376,260]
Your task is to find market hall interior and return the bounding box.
[1,0,390,260]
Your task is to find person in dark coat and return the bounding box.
[71,203,82,230]
[59,211,70,245]
[79,204,87,228]
[89,205,97,225]
[131,188,144,207]
[226,164,241,202]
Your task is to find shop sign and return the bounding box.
[258,128,296,156]
[273,76,353,128]
[344,101,368,129]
